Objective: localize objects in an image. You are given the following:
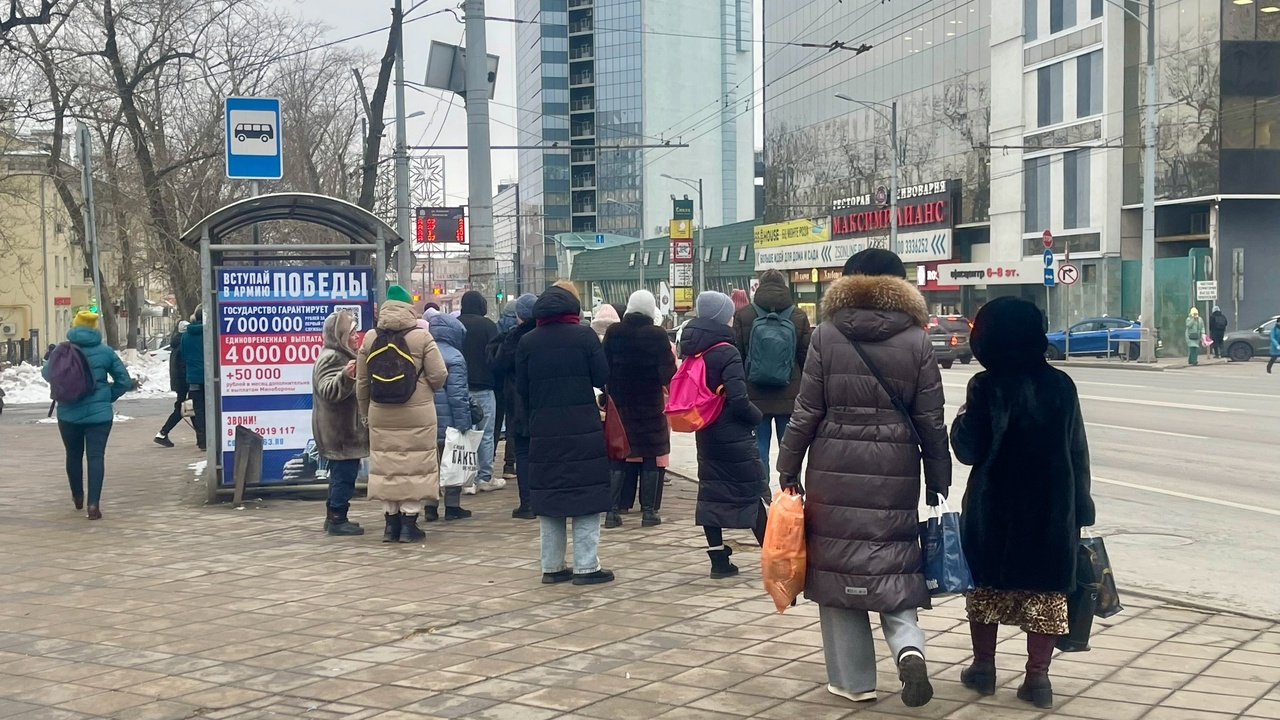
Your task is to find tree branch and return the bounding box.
[0,0,58,36]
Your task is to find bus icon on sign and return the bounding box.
[235,123,274,143]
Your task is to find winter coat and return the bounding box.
[311,312,368,461]
[497,300,519,334]
[1186,315,1206,342]
[458,291,499,390]
[1209,311,1229,341]
[776,274,951,613]
[429,313,473,443]
[732,269,812,417]
[603,313,677,458]
[181,322,206,386]
[680,318,764,529]
[517,287,611,517]
[1271,325,1280,357]
[491,320,536,437]
[357,300,449,503]
[43,326,132,425]
[167,326,187,393]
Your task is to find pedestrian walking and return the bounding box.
[1268,319,1280,374]
[43,311,133,520]
[775,249,951,708]
[680,291,767,578]
[1186,307,1206,366]
[494,299,519,480]
[732,269,811,485]
[426,312,474,521]
[602,290,676,528]
[153,321,189,448]
[457,291,504,494]
[357,284,449,543]
[590,303,620,339]
[516,284,614,585]
[491,293,539,518]
[950,297,1095,710]
[1209,306,1228,359]
[312,310,368,536]
[181,307,208,451]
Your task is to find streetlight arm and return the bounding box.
[661,173,701,196]
[834,93,893,123]
[1097,0,1145,25]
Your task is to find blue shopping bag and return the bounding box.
[919,499,975,596]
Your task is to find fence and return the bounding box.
[1,339,38,366]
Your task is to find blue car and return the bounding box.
[1046,317,1144,360]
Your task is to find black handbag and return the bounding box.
[1083,534,1123,618]
[1057,533,1123,652]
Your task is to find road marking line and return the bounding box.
[1085,422,1206,440]
[1197,390,1280,399]
[1076,381,1146,389]
[1078,395,1237,413]
[1094,476,1280,517]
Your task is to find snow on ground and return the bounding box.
[0,351,175,406]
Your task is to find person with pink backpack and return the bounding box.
[672,291,765,579]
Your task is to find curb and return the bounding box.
[1122,587,1279,625]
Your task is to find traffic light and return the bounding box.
[432,286,442,295]
[495,291,505,302]
[89,299,98,313]
[412,293,421,302]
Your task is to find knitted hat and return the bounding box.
[515,293,538,321]
[626,289,660,323]
[386,284,413,304]
[842,248,906,278]
[552,280,581,302]
[72,310,99,329]
[696,291,735,326]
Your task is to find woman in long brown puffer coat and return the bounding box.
[357,286,448,543]
[776,249,951,709]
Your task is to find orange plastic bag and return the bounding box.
[761,489,806,613]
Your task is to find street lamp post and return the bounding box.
[834,94,900,252]
[603,199,644,286]
[661,174,705,295]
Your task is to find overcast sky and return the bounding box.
[273,0,764,204]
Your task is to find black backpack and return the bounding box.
[366,329,418,404]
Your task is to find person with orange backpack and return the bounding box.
[673,291,765,579]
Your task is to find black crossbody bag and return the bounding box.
[843,335,924,447]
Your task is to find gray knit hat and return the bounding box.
[696,291,735,326]
[515,293,538,321]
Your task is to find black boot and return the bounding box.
[897,648,934,708]
[605,468,625,529]
[640,468,662,527]
[707,546,738,579]
[399,513,426,543]
[382,513,402,543]
[442,486,472,520]
[325,507,365,536]
[423,505,439,522]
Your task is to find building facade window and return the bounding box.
[1050,0,1076,34]
[1063,149,1090,229]
[1026,0,1038,40]
[1038,63,1064,126]
[1076,50,1103,118]
[1091,0,1102,19]
[1024,156,1051,233]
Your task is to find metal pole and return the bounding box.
[200,225,218,503]
[1139,0,1157,362]
[889,100,899,253]
[697,179,705,294]
[1065,238,1072,359]
[76,123,102,313]
[40,176,49,344]
[393,0,413,285]
[250,180,262,251]
[464,0,496,299]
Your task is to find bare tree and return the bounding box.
[0,0,59,38]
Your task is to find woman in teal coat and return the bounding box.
[43,311,132,519]
[1268,321,1280,374]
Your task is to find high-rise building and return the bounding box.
[516,0,756,288]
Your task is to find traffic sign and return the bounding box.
[1042,230,1053,249]
[595,233,606,245]
[1058,263,1080,285]
[225,97,282,180]
[1196,280,1218,301]
[1044,268,1056,287]
[1042,249,1055,267]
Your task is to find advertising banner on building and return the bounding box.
[216,267,375,486]
[753,219,829,249]
[755,236,888,272]
[934,261,1044,286]
[831,180,959,263]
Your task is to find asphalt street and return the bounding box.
[942,359,1280,619]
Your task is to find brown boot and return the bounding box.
[1017,632,1057,709]
[960,622,998,695]
[86,504,102,520]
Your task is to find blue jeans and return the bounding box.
[539,514,602,574]
[472,389,496,483]
[59,420,112,504]
[326,458,360,512]
[757,414,790,477]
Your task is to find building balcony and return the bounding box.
[571,121,595,138]
[571,173,596,189]
[570,70,594,87]
[572,203,596,215]
[571,148,596,164]
[568,0,592,9]
[571,98,595,113]
[570,46,594,61]
[569,18,593,35]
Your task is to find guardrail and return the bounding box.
[1106,327,1158,363]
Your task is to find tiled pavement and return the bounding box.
[1,417,1278,720]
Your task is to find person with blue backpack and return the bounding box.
[43,310,132,520]
[732,269,811,487]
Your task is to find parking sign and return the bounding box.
[225,97,283,180]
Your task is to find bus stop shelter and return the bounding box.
[179,193,399,501]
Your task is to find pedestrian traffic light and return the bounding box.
[496,291,505,302]
[432,286,442,295]
[413,293,421,302]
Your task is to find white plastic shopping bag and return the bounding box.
[440,427,483,488]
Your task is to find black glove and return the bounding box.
[779,473,803,496]
[925,486,948,507]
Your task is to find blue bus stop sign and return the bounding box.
[225,97,283,180]
[595,233,606,245]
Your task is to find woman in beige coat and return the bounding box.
[357,285,448,543]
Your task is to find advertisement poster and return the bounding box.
[216,267,374,486]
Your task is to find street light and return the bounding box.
[603,199,644,286]
[660,174,704,295]
[834,93,901,252]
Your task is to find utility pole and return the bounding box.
[464,0,496,302]
[1138,0,1157,362]
[696,178,705,294]
[393,0,413,285]
[889,100,899,252]
[75,123,102,313]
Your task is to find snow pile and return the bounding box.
[0,351,176,406]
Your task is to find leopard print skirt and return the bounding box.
[966,587,1069,635]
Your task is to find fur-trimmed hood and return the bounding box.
[821,274,929,343]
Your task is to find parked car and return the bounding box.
[1223,316,1280,362]
[1046,317,1144,361]
[148,344,172,364]
[928,315,972,369]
